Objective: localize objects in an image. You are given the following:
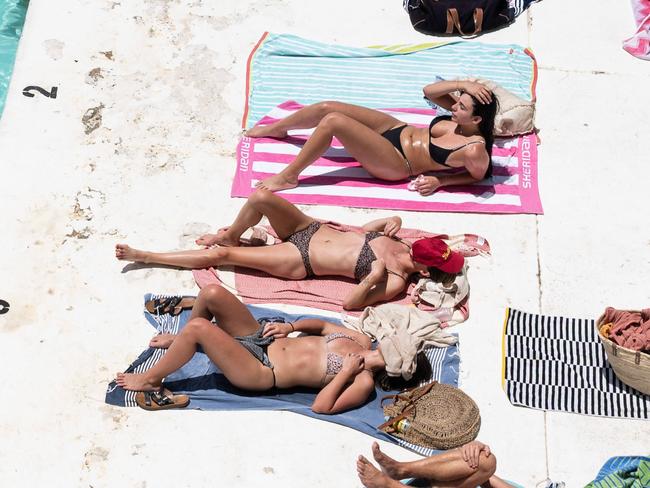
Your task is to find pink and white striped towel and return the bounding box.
[231,101,542,214]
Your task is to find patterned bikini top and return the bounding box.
[353,232,411,281]
[324,332,365,378]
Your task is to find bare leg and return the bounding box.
[195,189,316,248]
[149,334,176,349]
[371,442,496,488]
[116,241,307,279]
[212,189,315,246]
[479,475,518,488]
[256,112,411,192]
[117,287,274,391]
[149,285,259,348]
[357,455,403,488]
[246,101,400,138]
[186,284,263,336]
[195,227,235,247]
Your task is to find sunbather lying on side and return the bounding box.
[115,189,464,310]
[116,285,427,414]
[357,441,517,488]
[246,79,498,195]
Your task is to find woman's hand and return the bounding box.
[383,216,402,237]
[460,80,492,105]
[341,353,365,376]
[459,441,491,469]
[414,176,441,196]
[262,322,293,339]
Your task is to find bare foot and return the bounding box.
[372,442,405,479]
[195,227,240,247]
[115,243,148,262]
[245,124,287,138]
[255,173,299,192]
[115,372,161,392]
[357,455,400,488]
[149,333,176,349]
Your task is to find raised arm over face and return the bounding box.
[423,79,493,110]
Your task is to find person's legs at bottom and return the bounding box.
[117,316,274,392]
[357,442,497,488]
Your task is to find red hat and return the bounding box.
[411,237,464,273]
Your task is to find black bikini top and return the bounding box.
[428,115,493,178]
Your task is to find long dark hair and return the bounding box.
[375,352,433,392]
[426,266,459,286]
[466,93,499,178]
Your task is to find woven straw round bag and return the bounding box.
[379,382,480,449]
[596,311,650,395]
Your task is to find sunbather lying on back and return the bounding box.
[357,440,517,488]
[246,79,498,195]
[116,285,427,414]
[115,189,464,310]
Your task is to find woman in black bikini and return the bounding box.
[247,79,498,196]
[115,189,464,310]
[116,284,426,413]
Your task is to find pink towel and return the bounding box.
[623,0,650,60]
[600,306,650,351]
[232,101,542,214]
[192,225,489,317]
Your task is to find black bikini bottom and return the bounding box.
[381,125,413,176]
[381,125,408,158]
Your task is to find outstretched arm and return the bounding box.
[311,354,375,414]
[362,216,402,236]
[262,318,371,347]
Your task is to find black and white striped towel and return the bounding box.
[503,308,650,419]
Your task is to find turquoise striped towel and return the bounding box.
[243,33,537,128]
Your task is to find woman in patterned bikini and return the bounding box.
[116,284,418,413]
[115,189,464,310]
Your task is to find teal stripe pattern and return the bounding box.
[0,0,29,118]
[246,33,535,127]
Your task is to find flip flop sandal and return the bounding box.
[135,388,190,411]
[145,296,193,316]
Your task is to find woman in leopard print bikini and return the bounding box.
[116,189,464,310]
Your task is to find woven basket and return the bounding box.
[596,311,650,395]
[379,382,480,450]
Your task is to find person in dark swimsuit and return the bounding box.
[116,284,403,414]
[245,79,498,195]
[381,115,492,179]
[115,189,464,310]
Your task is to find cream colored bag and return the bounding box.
[471,78,536,136]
